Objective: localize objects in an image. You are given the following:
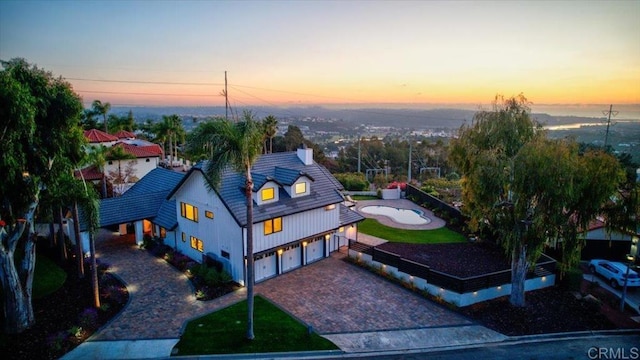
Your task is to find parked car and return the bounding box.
[588,259,640,289]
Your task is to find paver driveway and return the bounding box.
[91,230,472,340]
[256,251,473,334]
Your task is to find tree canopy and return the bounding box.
[0,58,86,333]
[450,95,623,306]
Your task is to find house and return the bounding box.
[82,147,364,285]
[580,218,638,261]
[80,128,164,196]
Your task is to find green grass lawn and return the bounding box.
[358,218,466,244]
[350,195,378,200]
[32,254,67,299]
[173,295,338,356]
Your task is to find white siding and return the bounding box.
[251,205,340,253]
[585,228,633,241]
[172,171,245,284]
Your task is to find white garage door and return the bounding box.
[254,252,277,282]
[306,237,325,263]
[282,244,302,273]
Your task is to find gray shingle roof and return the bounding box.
[81,168,184,231]
[339,204,365,226]
[173,152,347,227]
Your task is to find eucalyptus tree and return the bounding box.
[450,95,622,307]
[0,58,85,333]
[187,110,263,340]
[91,99,111,134]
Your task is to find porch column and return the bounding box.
[134,221,144,246]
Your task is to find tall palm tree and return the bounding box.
[91,100,111,134]
[86,145,109,198]
[263,115,278,154]
[154,115,183,166]
[189,110,263,340]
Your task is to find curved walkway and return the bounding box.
[90,231,246,341]
[355,199,446,230]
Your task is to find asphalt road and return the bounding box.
[338,334,640,360]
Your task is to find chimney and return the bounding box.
[296,143,313,165]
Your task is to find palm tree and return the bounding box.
[263,115,278,154]
[91,100,111,133]
[86,145,109,198]
[189,110,263,340]
[154,115,183,166]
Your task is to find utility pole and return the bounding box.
[602,104,618,148]
[357,136,361,173]
[408,142,412,183]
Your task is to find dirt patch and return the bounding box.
[377,241,510,277]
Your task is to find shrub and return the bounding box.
[563,267,584,292]
[78,308,99,330]
[46,331,68,351]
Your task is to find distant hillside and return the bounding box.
[108,105,614,130]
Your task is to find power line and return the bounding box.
[67,77,223,86]
[77,90,219,97]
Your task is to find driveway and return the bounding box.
[257,251,472,334]
[69,230,505,357]
[583,272,640,315]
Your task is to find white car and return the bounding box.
[588,259,640,289]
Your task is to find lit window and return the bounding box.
[264,217,283,235]
[295,182,306,194]
[180,202,198,222]
[261,187,275,201]
[190,236,203,252]
[160,227,166,238]
[205,210,214,219]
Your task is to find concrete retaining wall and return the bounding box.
[348,249,555,307]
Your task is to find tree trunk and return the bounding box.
[72,201,85,278]
[0,197,39,334]
[89,232,101,308]
[510,244,528,307]
[101,174,107,199]
[57,206,67,262]
[48,220,55,249]
[269,137,273,154]
[245,168,255,340]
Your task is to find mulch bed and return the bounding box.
[377,241,510,277]
[369,241,640,335]
[0,250,128,360]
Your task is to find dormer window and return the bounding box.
[294,182,306,195]
[261,187,275,201]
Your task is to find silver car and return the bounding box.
[588,259,640,289]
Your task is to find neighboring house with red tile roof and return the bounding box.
[80,128,165,196]
[105,142,162,196]
[84,129,118,146]
[581,218,638,261]
[113,129,136,140]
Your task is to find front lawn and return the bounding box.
[33,254,67,299]
[358,218,466,244]
[172,296,338,356]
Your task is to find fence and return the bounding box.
[405,184,466,223]
[349,240,557,306]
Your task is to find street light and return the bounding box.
[620,254,635,312]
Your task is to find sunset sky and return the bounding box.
[1,0,639,113]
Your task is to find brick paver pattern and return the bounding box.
[90,229,471,340]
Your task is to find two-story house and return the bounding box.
[83,146,363,285]
[165,146,363,284]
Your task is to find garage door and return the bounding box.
[254,252,277,282]
[306,237,325,263]
[282,244,302,273]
